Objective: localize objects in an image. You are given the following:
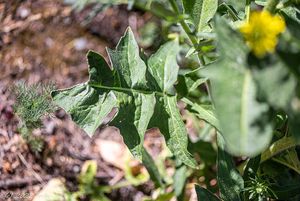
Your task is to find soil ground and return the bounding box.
[0,1,163,200]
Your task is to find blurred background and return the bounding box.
[0,0,216,200]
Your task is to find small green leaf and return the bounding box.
[243,155,261,182]
[175,69,207,98]
[195,185,220,201]
[148,40,180,94]
[272,148,300,174]
[242,155,261,200]
[182,0,218,31]
[88,51,115,86]
[142,148,164,188]
[124,159,149,186]
[173,165,188,198]
[79,160,97,186]
[261,137,299,162]
[217,134,244,201]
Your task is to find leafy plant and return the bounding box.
[51,30,196,168]
[24,0,300,200]
[12,82,56,152]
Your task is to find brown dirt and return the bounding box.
[0,1,159,200]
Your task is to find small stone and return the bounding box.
[46,158,53,166]
[17,7,31,19]
[45,121,56,134]
[73,165,80,173]
[73,37,88,51]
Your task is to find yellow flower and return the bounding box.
[240,11,286,58]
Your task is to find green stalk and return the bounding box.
[168,0,205,65]
[222,3,240,21]
[245,0,252,22]
[169,0,180,14]
[168,0,214,102]
[264,0,280,13]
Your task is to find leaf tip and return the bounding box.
[125,26,134,36]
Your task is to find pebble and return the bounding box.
[73,37,88,51]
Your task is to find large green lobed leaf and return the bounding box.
[201,17,273,157]
[52,28,196,167]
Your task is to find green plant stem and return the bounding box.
[169,0,180,14]
[245,0,252,22]
[89,83,165,96]
[264,0,280,13]
[168,0,213,102]
[222,3,240,21]
[168,0,205,66]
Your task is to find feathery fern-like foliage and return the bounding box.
[12,82,56,152]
